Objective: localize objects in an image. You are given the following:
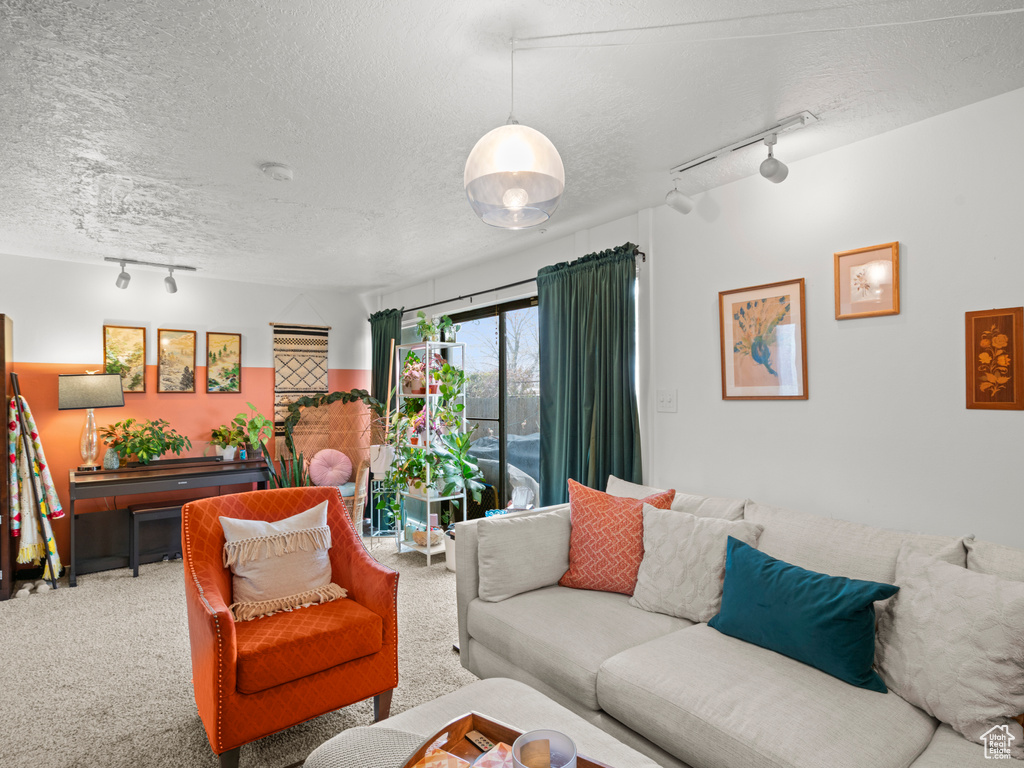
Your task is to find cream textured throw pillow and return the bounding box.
[605,475,746,521]
[629,505,763,622]
[875,544,1024,757]
[220,499,347,621]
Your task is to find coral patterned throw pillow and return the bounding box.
[559,479,675,595]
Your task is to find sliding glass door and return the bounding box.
[454,298,540,508]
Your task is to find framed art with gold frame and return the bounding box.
[103,325,146,393]
[719,278,808,400]
[157,328,197,393]
[965,307,1024,410]
[834,242,900,320]
[206,332,241,393]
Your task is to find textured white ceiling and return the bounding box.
[1,1,1023,291]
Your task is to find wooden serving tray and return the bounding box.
[402,711,614,768]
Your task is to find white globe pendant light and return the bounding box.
[464,42,564,229]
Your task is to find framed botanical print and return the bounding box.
[965,307,1024,410]
[103,325,146,393]
[206,332,241,393]
[157,329,197,393]
[834,242,900,320]
[719,278,808,400]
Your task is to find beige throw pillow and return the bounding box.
[629,505,763,622]
[477,509,571,602]
[220,499,347,621]
[605,474,746,521]
[875,544,1024,756]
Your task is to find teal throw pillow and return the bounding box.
[708,536,899,693]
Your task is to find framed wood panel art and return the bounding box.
[965,307,1024,410]
[720,278,808,400]
[103,325,146,392]
[206,332,241,393]
[834,242,900,319]
[157,329,197,393]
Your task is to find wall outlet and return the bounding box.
[656,388,677,413]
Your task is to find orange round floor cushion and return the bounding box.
[558,479,676,595]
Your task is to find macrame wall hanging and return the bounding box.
[272,324,329,456]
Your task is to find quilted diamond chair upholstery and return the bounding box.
[182,486,398,768]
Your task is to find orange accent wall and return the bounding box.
[10,363,370,565]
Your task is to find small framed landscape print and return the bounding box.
[965,307,1024,410]
[206,332,241,393]
[720,278,808,400]
[103,325,146,393]
[157,329,197,393]
[834,242,900,320]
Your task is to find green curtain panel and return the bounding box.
[368,308,404,408]
[538,242,643,505]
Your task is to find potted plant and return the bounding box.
[210,422,246,460]
[100,418,193,465]
[435,361,467,431]
[415,311,439,342]
[229,402,273,457]
[437,314,461,341]
[432,429,486,504]
[402,351,427,394]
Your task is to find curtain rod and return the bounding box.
[403,248,645,315]
[404,277,538,314]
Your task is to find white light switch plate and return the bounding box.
[656,389,677,413]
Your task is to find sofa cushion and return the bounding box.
[875,547,1024,757]
[466,586,691,710]
[708,537,898,692]
[597,623,937,768]
[235,598,383,694]
[605,475,745,520]
[629,507,763,622]
[744,501,967,583]
[559,480,675,595]
[907,724,991,767]
[966,538,1024,580]
[477,508,571,602]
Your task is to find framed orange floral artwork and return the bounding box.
[965,307,1024,410]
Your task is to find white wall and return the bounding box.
[0,253,371,369]
[650,86,1024,546]
[378,85,1024,547]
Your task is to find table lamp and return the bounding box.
[58,373,125,471]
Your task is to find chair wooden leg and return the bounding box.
[219,747,240,768]
[373,688,394,722]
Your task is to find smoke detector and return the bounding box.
[260,162,294,181]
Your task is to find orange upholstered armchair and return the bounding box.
[182,487,398,767]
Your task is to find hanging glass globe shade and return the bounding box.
[464,121,565,229]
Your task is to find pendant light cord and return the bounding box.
[507,38,518,125]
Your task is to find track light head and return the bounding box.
[759,134,789,183]
[115,262,131,289]
[164,268,177,294]
[665,187,695,215]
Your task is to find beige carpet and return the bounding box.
[0,541,476,768]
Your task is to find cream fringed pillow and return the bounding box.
[220,500,347,621]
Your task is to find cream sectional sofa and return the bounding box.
[455,485,1019,768]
